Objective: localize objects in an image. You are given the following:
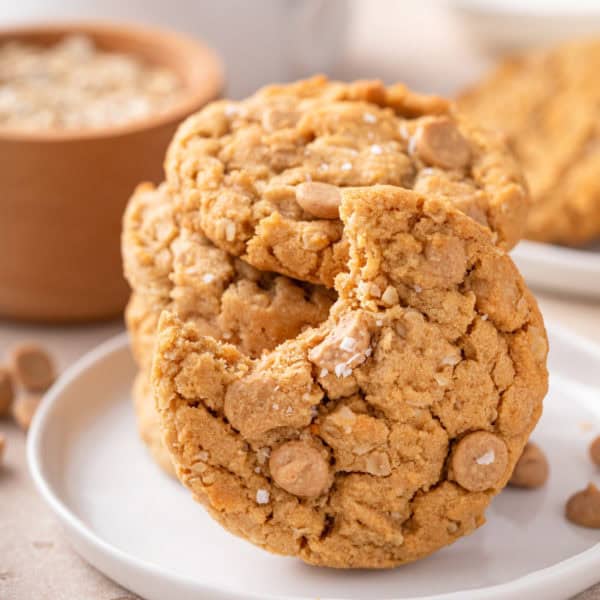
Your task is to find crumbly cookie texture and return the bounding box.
[122,182,334,470]
[459,40,600,245]
[165,76,528,286]
[153,185,548,568]
[123,182,334,365]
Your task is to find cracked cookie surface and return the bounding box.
[459,39,600,245]
[165,76,528,286]
[122,182,334,471]
[153,185,548,568]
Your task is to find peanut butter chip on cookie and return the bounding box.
[566,483,600,529]
[12,344,55,392]
[414,117,471,170]
[451,431,508,492]
[295,182,341,219]
[509,442,549,489]
[269,441,332,498]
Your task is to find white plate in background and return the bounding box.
[450,0,600,52]
[512,241,600,299]
[28,330,600,600]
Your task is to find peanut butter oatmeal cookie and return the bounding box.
[165,76,528,286]
[459,39,600,245]
[153,185,548,568]
[122,182,334,471]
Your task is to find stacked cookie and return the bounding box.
[122,76,548,568]
[459,39,600,246]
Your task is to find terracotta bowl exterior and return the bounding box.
[0,22,223,322]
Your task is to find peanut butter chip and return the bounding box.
[509,442,549,489]
[565,483,600,529]
[590,435,600,467]
[12,344,55,392]
[295,182,341,219]
[0,367,14,416]
[451,431,508,492]
[415,117,471,170]
[269,441,332,498]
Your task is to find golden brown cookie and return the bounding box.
[459,40,600,245]
[153,185,548,568]
[122,182,334,471]
[165,76,528,286]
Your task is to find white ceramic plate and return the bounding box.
[512,241,600,299]
[450,0,600,52]
[28,329,600,600]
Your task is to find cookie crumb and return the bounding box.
[381,286,399,306]
[565,483,600,529]
[256,489,270,504]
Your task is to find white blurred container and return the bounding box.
[0,0,349,98]
[451,0,600,53]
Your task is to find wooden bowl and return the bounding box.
[0,22,223,322]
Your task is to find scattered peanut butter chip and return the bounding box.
[414,116,471,170]
[451,431,508,492]
[565,483,600,529]
[12,395,41,431]
[0,367,14,417]
[509,442,549,489]
[295,182,341,219]
[12,344,55,392]
[590,436,600,468]
[269,441,332,498]
[0,433,5,465]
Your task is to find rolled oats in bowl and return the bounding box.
[0,34,184,131]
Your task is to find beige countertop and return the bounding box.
[1,1,599,598]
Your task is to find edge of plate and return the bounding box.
[27,326,600,600]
